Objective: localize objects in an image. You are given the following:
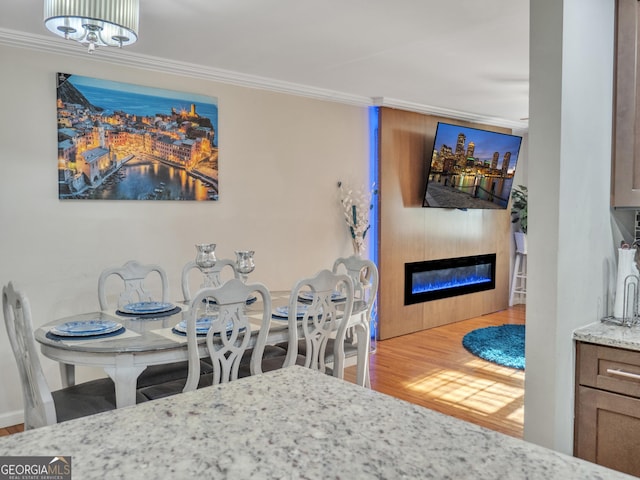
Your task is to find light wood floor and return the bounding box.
[346,304,525,438]
[0,424,23,436]
[0,305,524,439]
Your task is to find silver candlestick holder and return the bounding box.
[235,250,255,283]
[195,243,217,287]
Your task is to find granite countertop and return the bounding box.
[573,320,640,352]
[0,366,632,479]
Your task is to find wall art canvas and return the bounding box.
[56,72,219,201]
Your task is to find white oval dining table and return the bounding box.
[34,291,370,408]
[34,292,292,408]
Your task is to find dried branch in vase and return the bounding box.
[337,180,378,255]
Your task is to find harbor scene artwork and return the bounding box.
[423,123,522,209]
[56,73,219,201]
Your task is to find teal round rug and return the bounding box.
[462,324,525,370]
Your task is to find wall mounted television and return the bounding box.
[422,122,523,210]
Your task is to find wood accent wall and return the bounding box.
[377,107,511,340]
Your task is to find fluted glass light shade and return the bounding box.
[44,0,139,53]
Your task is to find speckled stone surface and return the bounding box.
[573,321,640,352]
[0,366,632,479]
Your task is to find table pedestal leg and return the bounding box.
[105,357,146,408]
[59,363,75,387]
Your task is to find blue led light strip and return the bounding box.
[369,106,380,344]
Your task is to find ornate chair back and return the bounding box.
[332,255,379,387]
[283,269,354,376]
[98,260,169,310]
[183,279,272,390]
[3,282,57,429]
[180,258,240,303]
[332,255,379,309]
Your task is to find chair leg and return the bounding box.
[362,337,371,389]
[355,322,371,388]
[521,255,527,299]
[509,254,522,307]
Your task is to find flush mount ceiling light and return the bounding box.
[44,0,139,53]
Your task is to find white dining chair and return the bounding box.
[181,258,256,377]
[330,255,379,387]
[180,258,239,303]
[98,259,170,310]
[2,282,147,429]
[279,269,355,377]
[139,279,275,400]
[98,260,207,389]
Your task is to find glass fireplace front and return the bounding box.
[404,254,496,305]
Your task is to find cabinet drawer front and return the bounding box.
[575,386,640,476]
[577,342,640,397]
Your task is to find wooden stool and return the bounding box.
[509,232,527,306]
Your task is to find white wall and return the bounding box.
[525,0,615,452]
[0,45,370,426]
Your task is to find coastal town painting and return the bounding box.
[56,72,219,201]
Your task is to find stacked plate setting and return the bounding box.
[297,291,346,303]
[174,316,220,335]
[272,304,310,320]
[120,301,175,315]
[173,316,244,336]
[50,320,122,337]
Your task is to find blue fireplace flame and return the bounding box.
[411,264,492,295]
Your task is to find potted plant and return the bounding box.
[511,185,528,234]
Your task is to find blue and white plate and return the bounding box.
[50,320,122,337]
[272,304,310,320]
[121,301,175,314]
[297,290,346,303]
[173,316,244,335]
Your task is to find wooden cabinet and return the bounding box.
[574,341,640,476]
[612,0,640,207]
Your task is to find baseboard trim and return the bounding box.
[0,409,24,429]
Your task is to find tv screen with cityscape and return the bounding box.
[422,122,522,210]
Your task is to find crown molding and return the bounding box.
[0,27,371,106]
[375,97,529,131]
[0,27,527,131]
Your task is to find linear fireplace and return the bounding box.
[404,253,496,305]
